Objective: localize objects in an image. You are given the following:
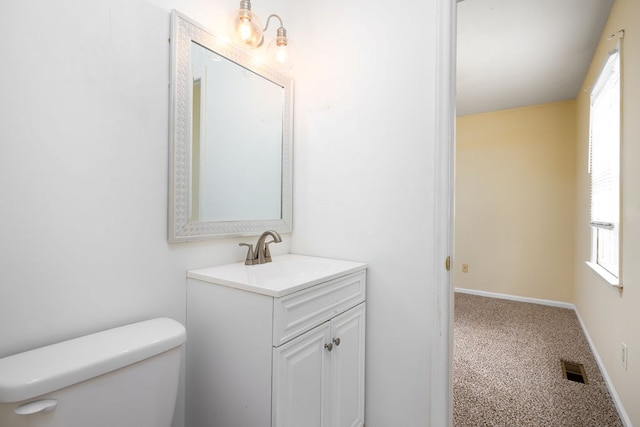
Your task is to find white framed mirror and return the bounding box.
[169,10,293,242]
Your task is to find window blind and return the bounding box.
[589,49,620,229]
[589,46,621,279]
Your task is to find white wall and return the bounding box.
[0,2,290,426]
[287,1,453,425]
[0,0,453,426]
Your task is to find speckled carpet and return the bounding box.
[453,293,622,427]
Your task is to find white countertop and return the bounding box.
[187,254,367,297]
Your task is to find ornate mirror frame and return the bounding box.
[169,10,293,242]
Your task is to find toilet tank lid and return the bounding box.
[0,318,186,403]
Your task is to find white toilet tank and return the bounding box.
[0,318,186,427]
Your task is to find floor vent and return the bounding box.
[561,360,588,384]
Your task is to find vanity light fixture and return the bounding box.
[263,14,294,70]
[228,0,263,48]
[229,0,294,69]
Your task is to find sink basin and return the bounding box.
[187,254,366,297]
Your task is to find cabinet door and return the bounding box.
[273,323,332,427]
[330,304,366,427]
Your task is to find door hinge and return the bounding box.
[445,256,451,271]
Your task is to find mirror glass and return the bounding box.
[169,11,293,242]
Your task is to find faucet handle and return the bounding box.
[239,243,255,265]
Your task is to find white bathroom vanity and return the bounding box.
[186,254,367,427]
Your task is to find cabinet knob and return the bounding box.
[324,342,333,352]
[333,337,341,346]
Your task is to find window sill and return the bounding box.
[585,261,621,288]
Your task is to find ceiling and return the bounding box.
[456,0,615,116]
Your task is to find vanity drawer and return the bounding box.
[273,271,366,346]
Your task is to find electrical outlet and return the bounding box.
[621,342,628,370]
[462,264,469,273]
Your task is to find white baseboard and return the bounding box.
[454,287,632,427]
[454,287,575,309]
[573,309,633,427]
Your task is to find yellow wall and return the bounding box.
[455,101,576,302]
[574,0,640,423]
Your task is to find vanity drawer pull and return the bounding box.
[325,342,333,352]
[333,337,341,346]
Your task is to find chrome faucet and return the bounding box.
[239,230,282,265]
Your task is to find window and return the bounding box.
[588,48,621,285]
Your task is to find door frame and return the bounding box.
[430,0,456,425]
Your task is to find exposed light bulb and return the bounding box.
[275,45,288,64]
[228,1,263,48]
[239,19,252,41]
[266,28,294,70]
